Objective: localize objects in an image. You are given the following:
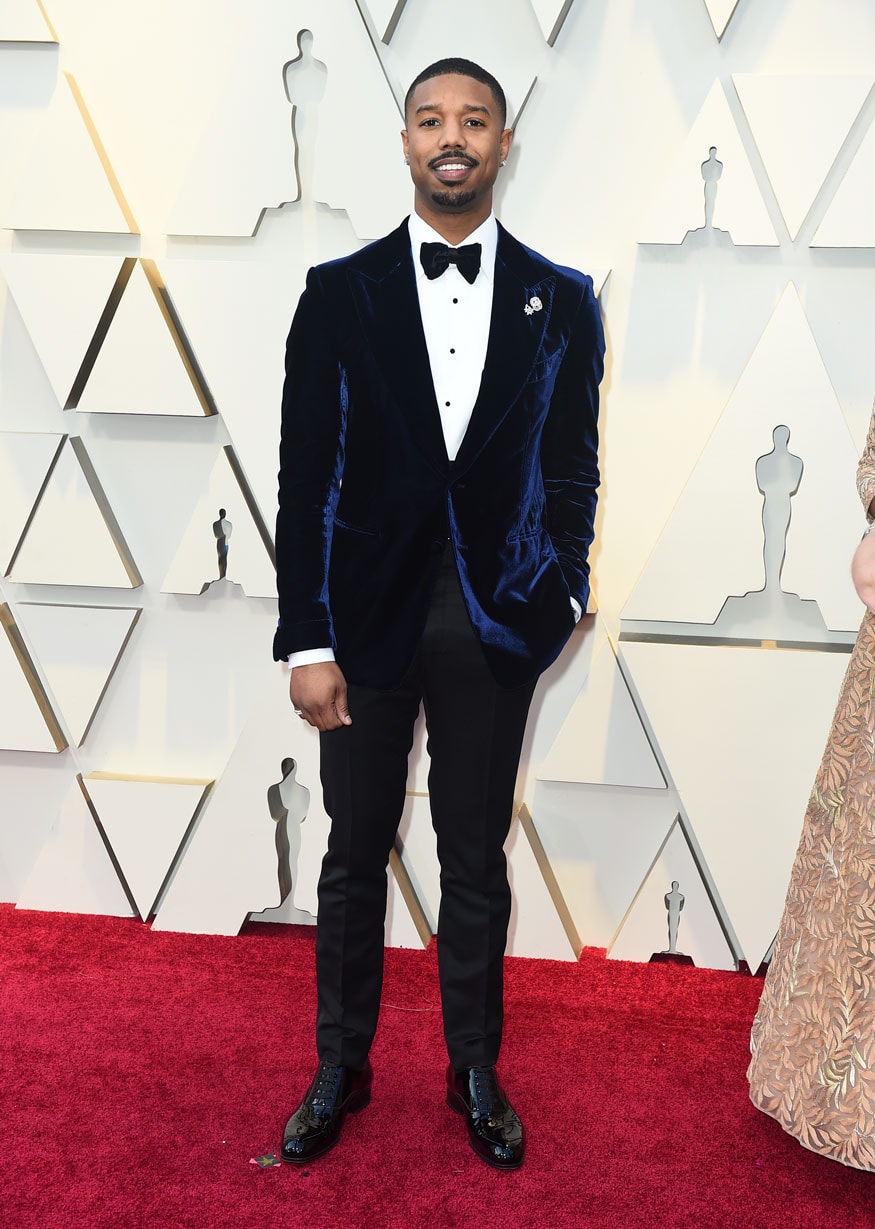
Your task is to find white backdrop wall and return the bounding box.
[1,0,873,972]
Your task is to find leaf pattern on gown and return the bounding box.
[748,409,875,1171]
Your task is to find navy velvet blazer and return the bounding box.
[273,219,605,689]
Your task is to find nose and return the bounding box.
[439,117,466,148]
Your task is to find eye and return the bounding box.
[465,118,485,127]
[419,118,439,127]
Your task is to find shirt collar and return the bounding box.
[408,211,498,285]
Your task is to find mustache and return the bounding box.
[428,151,478,169]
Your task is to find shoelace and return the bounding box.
[468,1066,503,1121]
[308,1062,344,1112]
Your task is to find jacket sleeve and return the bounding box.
[539,275,605,609]
[857,399,875,521]
[273,266,347,661]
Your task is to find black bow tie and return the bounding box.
[420,241,482,285]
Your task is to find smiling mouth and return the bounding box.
[430,156,477,181]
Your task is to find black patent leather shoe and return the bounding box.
[446,1064,524,1170]
[281,1060,372,1164]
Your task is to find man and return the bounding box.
[273,57,604,1170]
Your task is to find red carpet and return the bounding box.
[1,904,871,1228]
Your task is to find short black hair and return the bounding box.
[404,58,507,128]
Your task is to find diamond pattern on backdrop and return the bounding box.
[530,782,681,952]
[813,107,875,247]
[701,0,741,40]
[9,436,142,588]
[639,80,779,246]
[528,0,576,46]
[15,776,135,916]
[76,260,215,417]
[0,255,128,410]
[0,432,63,574]
[167,0,408,241]
[619,640,850,971]
[15,604,140,746]
[609,816,736,970]
[622,285,862,633]
[733,75,874,241]
[505,805,580,960]
[0,604,65,752]
[162,210,360,529]
[1,72,136,233]
[356,0,409,43]
[160,446,275,599]
[82,774,212,920]
[538,624,665,789]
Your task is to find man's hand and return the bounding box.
[289,661,352,731]
[852,531,875,613]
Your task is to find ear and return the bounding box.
[401,129,410,159]
[499,127,512,163]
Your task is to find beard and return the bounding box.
[430,188,477,210]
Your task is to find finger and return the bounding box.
[304,695,345,731]
[289,697,319,728]
[334,681,352,726]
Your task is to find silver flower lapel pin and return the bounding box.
[524,295,542,316]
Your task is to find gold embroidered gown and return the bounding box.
[748,413,875,1170]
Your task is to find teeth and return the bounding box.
[438,163,468,171]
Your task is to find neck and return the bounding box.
[414,200,492,245]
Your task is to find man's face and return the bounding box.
[401,74,512,228]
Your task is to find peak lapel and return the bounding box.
[346,225,448,475]
[452,233,555,477]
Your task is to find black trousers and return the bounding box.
[315,550,537,1071]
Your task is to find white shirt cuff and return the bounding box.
[286,602,580,666]
[287,647,336,668]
